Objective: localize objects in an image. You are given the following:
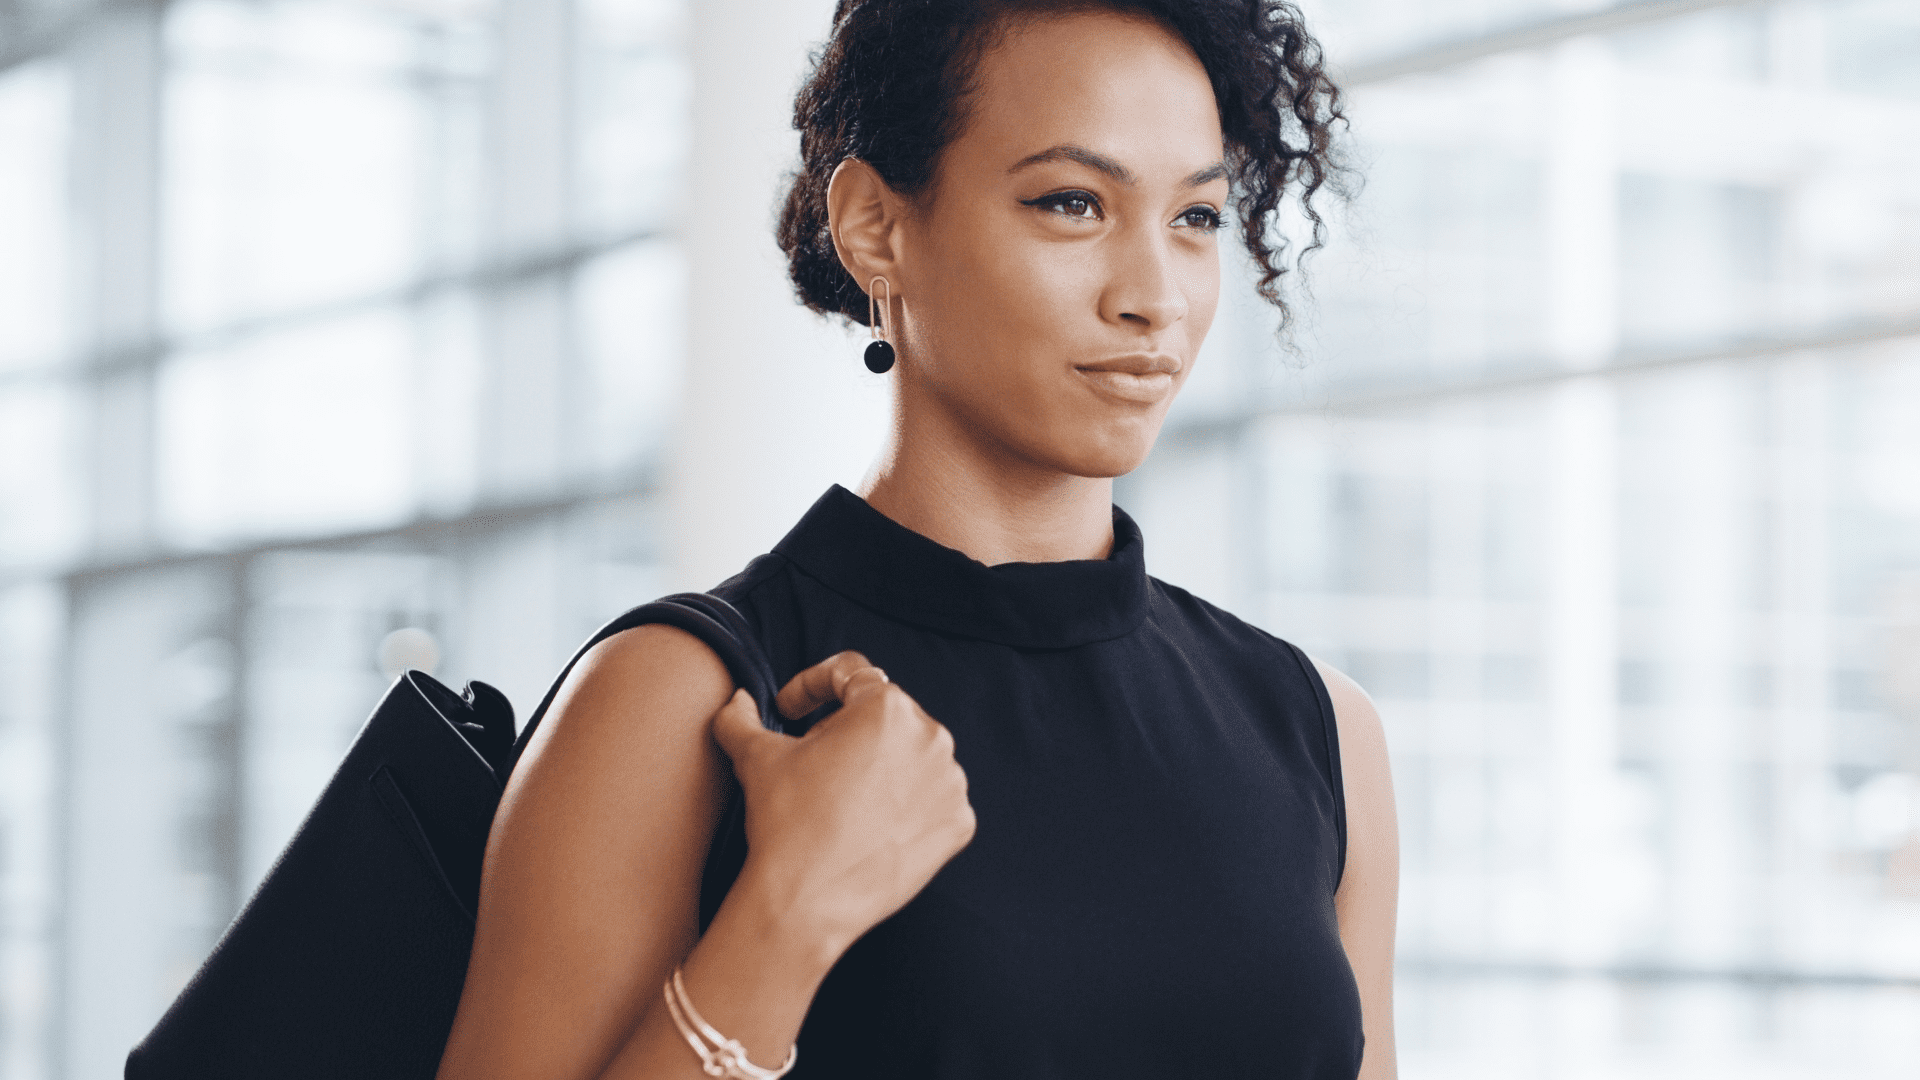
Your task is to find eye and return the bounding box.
[1175,205,1225,232]
[1022,190,1104,221]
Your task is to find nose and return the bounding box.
[1099,227,1189,332]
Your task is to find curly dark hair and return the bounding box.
[775,0,1349,335]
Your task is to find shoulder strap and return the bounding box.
[503,592,782,777]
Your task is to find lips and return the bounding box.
[1073,355,1181,404]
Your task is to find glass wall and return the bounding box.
[0,0,687,1074]
[1128,0,1920,1075]
[1,0,1916,1077]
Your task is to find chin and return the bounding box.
[999,399,1171,479]
[1051,430,1161,480]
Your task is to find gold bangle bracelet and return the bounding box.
[662,967,798,1079]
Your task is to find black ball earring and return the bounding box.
[865,276,896,374]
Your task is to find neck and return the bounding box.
[857,394,1115,567]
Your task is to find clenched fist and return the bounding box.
[711,652,975,955]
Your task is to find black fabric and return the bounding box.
[125,593,780,1080]
[710,485,1364,1079]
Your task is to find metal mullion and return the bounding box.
[1398,957,1920,988]
[0,228,662,391]
[6,472,659,592]
[1166,310,1920,443]
[1342,0,1771,86]
[0,0,168,77]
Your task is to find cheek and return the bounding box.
[945,225,1086,333]
[1175,246,1224,343]
[909,220,1092,381]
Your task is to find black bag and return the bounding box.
[126,592,779,1080]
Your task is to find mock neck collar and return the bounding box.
[771,485,1150,650]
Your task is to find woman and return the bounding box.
[437,1,1396,1077]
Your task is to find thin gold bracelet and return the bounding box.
[662,967,798,1079]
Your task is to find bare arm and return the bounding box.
[436,624,798,1080]
[1314,658,1401,1080]
[436,628,972,1080]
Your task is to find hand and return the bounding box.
[710,652,975,955]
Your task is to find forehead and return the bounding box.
[954,10,1224,179]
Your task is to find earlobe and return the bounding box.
[826,157,904,295]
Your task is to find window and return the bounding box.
[2,1,1915,1076]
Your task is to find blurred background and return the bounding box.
[2,0,1918,1076]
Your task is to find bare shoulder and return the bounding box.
[439,622,739,1080]
[530,622,735,754]
[486,620,739,903]
[1307,657,1390,777]
[1301,655,1396,902]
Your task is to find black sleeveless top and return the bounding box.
[709,486,1364,1079]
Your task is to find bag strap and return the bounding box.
[503,592,782,778]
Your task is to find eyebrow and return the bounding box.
[1007,144,1227,189]
[1183,161,1229,187]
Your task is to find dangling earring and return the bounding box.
[864,276,896,374]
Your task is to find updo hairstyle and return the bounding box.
[775,0,1349,334]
